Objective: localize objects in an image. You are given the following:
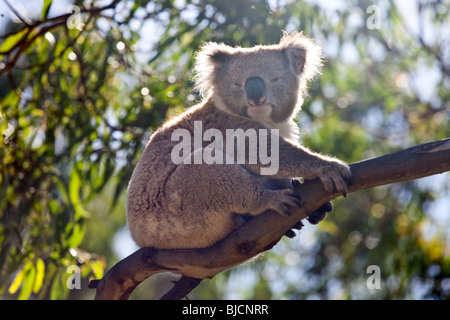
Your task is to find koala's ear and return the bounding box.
[201,42,233,65]
[193,42,233,97]
[279,31,322,82]
[282,43,307,75]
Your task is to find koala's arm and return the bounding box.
[246,136,351,194]
[281,140,351,193]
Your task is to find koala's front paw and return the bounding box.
[266,189,302,216]
[318,160,352,195]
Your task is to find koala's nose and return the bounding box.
[245,76,266,106]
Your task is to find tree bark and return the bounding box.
[90,138,450,300]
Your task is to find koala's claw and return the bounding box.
[291,220,305,230]
[284,229,297,238]
[284,221,304,238]
[307,201,333,225]
[319,161,352,196]
[291,178,301,188]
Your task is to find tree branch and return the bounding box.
[90,138,450,300]
[3,0,32,26]
[159,276,203,300]
[0,0,122,75]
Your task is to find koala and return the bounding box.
[126,32,351,249]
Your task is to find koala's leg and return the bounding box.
[166,162,302,218]
[164,157,302,247]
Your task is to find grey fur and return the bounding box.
[127,32,351,249]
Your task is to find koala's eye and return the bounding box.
[270,77,280,83]
[234,82,242,88]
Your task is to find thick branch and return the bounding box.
[91,138,450,300]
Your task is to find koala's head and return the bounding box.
[193,31,322,123]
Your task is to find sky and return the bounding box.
[0,0,72,33]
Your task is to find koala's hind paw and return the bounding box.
[307,201,333,225]
[284,202,333,238]
[266,189,302,216]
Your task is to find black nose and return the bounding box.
[245,76,266,106]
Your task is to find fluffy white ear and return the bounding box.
[279,31,322,83]
[193,42,234,97]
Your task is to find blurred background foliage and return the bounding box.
[0,0,449,299]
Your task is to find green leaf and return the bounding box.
[41,0,53,21]
[69,168,91,219]
[0,28,29,54]
[33,258,45,294]
[52,175,69,204]
[17,262,35,300]
[8,265,27,295]
[90,260,105,280]
[49,270,69,300]
[66,221,86,249]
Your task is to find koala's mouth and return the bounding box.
[247,104,272,117]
